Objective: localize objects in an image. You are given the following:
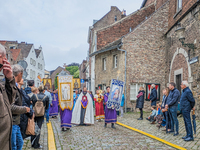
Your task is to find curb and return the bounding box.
[116,122,187,150]
[47,121,56,150]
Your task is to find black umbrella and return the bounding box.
[192,110,196,136]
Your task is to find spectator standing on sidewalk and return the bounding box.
[11,64,30,150]
[150,84,157,106]
[120,93,125,117]
[136,87,145,120]
[0,44,18,150]
[44,86,52,123]
[167,82,180,136]
[180,81,195,141]
[31,85,49,149]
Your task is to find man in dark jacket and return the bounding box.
[167,82,180,136]
[180,81,195,141]
[31,85,49,149]
[150,84,157,106]
[11,64,30,150]
[25,80,34,95]
[0,44,17,150]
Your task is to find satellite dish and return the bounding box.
[18,60,28,69]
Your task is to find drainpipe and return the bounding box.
[117,43,127,113]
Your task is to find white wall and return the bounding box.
[24,45,45,87]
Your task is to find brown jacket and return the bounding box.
[0,77,17,150]
[11,87,27,125]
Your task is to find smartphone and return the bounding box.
[0,63,3,68]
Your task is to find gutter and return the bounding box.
[117,42,127,113]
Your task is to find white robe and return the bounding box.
[71,92,94,125]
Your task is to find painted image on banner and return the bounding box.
[43,78,52,89]
[61,83,71,100]
[111,85,122,102]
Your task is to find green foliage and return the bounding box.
[66,66,79,75]
[73,70,79,78]
[54,73,59,89]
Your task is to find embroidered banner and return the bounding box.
[57,75,73,110]
[107,79,124,111]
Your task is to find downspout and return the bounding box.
[117,42,127,113]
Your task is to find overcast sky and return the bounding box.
[0,0,141,71]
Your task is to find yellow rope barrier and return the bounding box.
[47,121,56,150]
[116,122,187,150]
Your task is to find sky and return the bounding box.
[0,0,142,71]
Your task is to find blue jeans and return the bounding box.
[169,107,179,133]
[182,110,193,139]
[45,104,50,122]
[11,125,24,150]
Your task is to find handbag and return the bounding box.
[26,114,35,135]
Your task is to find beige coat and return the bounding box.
[0,77,17,150]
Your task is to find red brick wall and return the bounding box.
[170,54,189,82]
[168,0,197,30]
[97,4,155,50]
[144,0,155,7]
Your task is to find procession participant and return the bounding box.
[73,90,79,111]
[104,86,117,129]
[94,89,105,121]
[71,87,94,125]
[49,90,59,118]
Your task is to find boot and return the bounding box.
[137,118,143,120]
[104,123,107,128]
[111,123,116,129]
[62,128,65,131]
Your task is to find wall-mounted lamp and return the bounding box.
[175,24,197,60]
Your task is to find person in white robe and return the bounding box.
[71,87,94,125]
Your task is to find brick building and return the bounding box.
[79,60,87,88]
[87,6,125,94]
[165,0,200,117]
[88,0,200,115]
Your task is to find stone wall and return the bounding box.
[168,0,198,30]
[121,1,169,111]
[166,4,200,118]
[96,4,155,50]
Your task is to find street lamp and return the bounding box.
[175,24,197,60]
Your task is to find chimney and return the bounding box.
[39,45,42,50]
[121,9,126,18]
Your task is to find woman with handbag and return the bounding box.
[31,85,49,149]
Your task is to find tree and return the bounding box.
[54,73,59,89]
[66,66,79,76]
[73,70,79,78]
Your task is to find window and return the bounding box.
[177,0,182,12]
[115,16,117,22]
[102,84,106,91]
[130,83,145,100]
[103,58,106,70]
[10,46,15,49]
[113,55,117,68]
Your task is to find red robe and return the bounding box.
[94,94,105,119]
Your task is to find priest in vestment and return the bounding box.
[71,87,94,125]
[104,86,117,129]
[94,89,105,121]
[49,90,59,118]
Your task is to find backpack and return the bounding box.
[33,95,46,117]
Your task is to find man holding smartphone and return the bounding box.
[0,44,18,150]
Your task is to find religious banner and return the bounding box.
[107,79,124,111]
[57,75,73,110]
[43,78,52,89]
[73,78,80,89]
[145,83,160,101]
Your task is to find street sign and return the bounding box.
[189,56,198,64]
[81,79,84,84]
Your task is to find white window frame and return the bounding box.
[177,0,182,12]
[113,55,117,68]
[103,58,106,70]
[130,83,145,101]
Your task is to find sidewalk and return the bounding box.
[118,112,200,150]
[22,122,48,150]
